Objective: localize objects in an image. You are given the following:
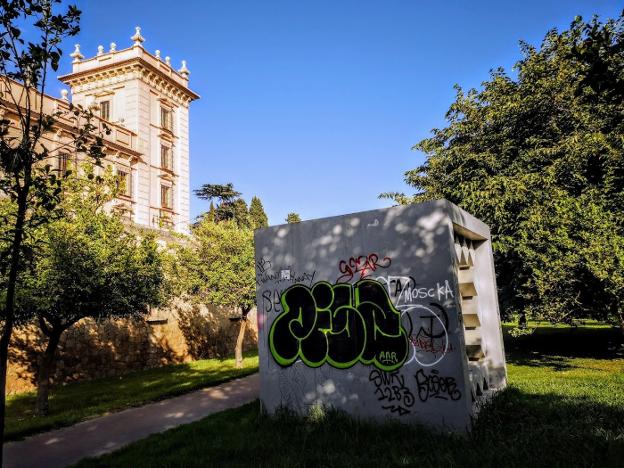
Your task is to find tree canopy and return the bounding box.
[383,14,624,329]
[19,165,166,415]
[249,196,268,229]
[285,212,301,224]
[23,166,166,330]
[168,201,256,367]
[168,219,255,313]
[194,183,241,202]
[194,182,251,227]
[185,182,256,310]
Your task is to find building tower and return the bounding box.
[59,27,199,234]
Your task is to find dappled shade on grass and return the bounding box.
[77,383,624,468]
[5,352,258,441]
[79,324,624,468]
[503,322,623,364]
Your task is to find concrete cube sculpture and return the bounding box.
[254,199,507,431]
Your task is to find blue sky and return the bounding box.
[58,1,621,225]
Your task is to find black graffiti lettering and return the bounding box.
[256,257,272,274]
[269,279,409,371]
[261,289,283,313]
[414,302,449,345]
[257,268,316,287]
[272,289,281,313]
[369,369,415,416]
[390,276,416,299]
[414,369,462,402]
[262,290,273,313]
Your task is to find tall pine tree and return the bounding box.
[194,183,250,227]
[286,212,301,224]
[249,196,268,229]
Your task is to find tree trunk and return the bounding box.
[36,330,62,416]
[235,319,248,369]
[0,322,13,468]
[518,311,527,329]
[0,183,29,464]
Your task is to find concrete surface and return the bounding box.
[254,199,507,431]
[4,373,260,468]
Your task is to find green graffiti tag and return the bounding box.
[268,279,409,371]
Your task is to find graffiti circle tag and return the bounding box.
[268,279,409,371]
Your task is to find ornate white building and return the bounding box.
[58,27,199,234]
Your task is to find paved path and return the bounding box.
[4,373,260,468]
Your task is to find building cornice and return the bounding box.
[58,54,200,104]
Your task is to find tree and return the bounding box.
[249,196,268,229]
[169,218,255,368]
[194,182,250,227]
[382,14,624,330]
[285,212,301,224]
[20,165,166,415]
[232,198,251,229]
[0,0,105,452]
[205,201,216,223]
[194,183,240,222]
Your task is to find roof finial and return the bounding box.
[60,89,69,101]
[178,60,190,77]
[155,50,161,60]
[165,56,171,66]
[97,45,104,56]
[131,26,145,46]
[110,42,117,53]
[70,44,84,62]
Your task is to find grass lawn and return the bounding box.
[5,351,258,441]
[77,324,624,468]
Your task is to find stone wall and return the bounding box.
[7,302,258,394]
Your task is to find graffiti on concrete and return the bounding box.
[373,275,454,367]
[255,256,316,288]
[369,369,415,416]
[410,334,454,356]
[256,257,317,315]
[268,279,409,371]
[402,302,452,367]
[256,257,272,274]
[414,369,462,402]
[336,253,392,283]
[256,268,316,288]
[261,288,283,314]
[375,275,454,306]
